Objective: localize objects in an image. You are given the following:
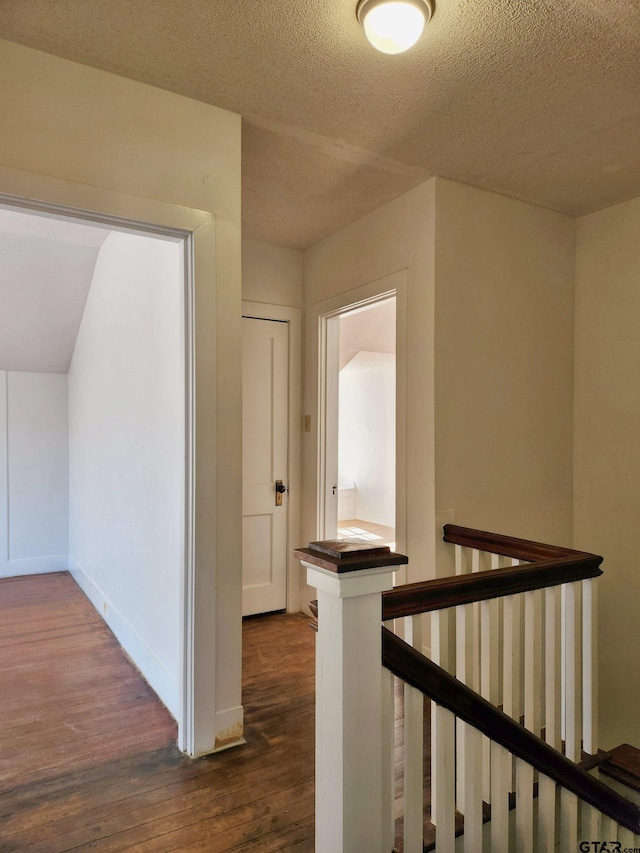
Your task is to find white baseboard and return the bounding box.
[0,554,69,578]
[68,555,180,721]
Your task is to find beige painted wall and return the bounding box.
[434,179,576,547]
[303,180,437,590]
[0,39,242,755]
[242,239,304,307]
[303,177,576,597]
[575,196,640,749]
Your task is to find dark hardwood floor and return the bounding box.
[0,573,315,852]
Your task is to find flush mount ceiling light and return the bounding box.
[356,0,434,54]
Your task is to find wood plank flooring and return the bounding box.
[0,573,315,852]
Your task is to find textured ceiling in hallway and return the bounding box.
[1,0,638,247]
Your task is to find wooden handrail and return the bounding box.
[382,554,602,620]
[382,628,640,835]
[382,524,603,620]
[443,523,600,563]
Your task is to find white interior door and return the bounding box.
[242,316,288,616]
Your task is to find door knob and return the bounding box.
[275,479,287,506]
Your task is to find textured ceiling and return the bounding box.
[0,0,638,248]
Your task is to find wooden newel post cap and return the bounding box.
[294,539,408,574]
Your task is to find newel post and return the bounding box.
[295,540,408,853]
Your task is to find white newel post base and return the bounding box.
[297,542,408,853]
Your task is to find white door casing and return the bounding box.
[321,315,340,539]
[242,316,288,615]
[314,271,408,582]
[0,187,206,754]
[319,294,397,542]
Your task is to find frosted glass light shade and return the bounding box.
[356,0,433,55]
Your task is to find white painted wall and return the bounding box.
[304,176,576,594]
[304,181,436,590]
[68,231,183,717]
[434,178,576,547]
[338,353,396,528]
[306,173,630,757]
[0,371,68,577]
[0,39,242,755]
[242,238,304,307]
[574,195,640,750]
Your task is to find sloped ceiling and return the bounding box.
[339,299,396,371]
[0,209,110,373]
[0,0,639,248]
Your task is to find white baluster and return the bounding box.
[523,588,542,737]
[463,724,483,853]
[453,545,465,684]
[537,773,557,852]
[454,544,468,688]
[382,665,396,852]
[433,705,456,853]
[599,813,616,844]
[480,591,492,805]
[544,586,560,751]
[480,591,491,702]
[503,576,521,798]
[490,741,511,853]
[582,578,598,756]
[471,549,482,695]
[456,602,474,812]
[454,544,465,577]
[560,788,578,851]
[576,581,584,757]
[503,560,522,724]
[490,553,503,706]
[431,608,450,828]
[581,802,600,849]
[562,582,580,762]
[456,547,484,818]
[515,757,534,853]
[455,545,472,811]
[482,554,502,806]
[403,615,424,853]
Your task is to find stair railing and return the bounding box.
[296,526,638,853]
[383,524,604,850]
[383,627,640,852]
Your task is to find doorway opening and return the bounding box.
[0,196,193,748]
[320,294,397,549]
